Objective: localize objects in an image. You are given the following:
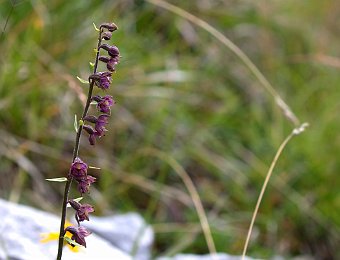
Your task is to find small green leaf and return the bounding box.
[45,177,68,182]
[89,166,101,170]
[73,197,83,203]
[93,22,100,32]
[76,76,89,84]
[89,62,95,67]
[64,236,82,247]
[79,119,84,126]
[74,114,78,132]
[93,48,98,54]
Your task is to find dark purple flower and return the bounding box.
[99,43,120,59]
[94,95,115,114]
[77,175,96,194]
[99,56,119,72]
[89,71,112,90]
[69,200,95,223]
[101,31,112,40]
[88,131,100,145]
[84,114,110,136]
[83,115,110,144]
[94,114,109,137]
[65,226,91,248]
[83,124,99,145]
[69,157,88,180]
[100,22,118,32]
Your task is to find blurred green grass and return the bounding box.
[0,0,339,258]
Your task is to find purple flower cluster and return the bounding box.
[82,27,120,146]
[99,44,120,72]
[65,157,95,247]
[64,22,120,249]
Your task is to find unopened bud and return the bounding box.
[100,22,118,32]
[83,115,97,124]
[102,31,112,40]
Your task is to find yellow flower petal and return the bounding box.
[67,243,80,252]
[40,232,59,243]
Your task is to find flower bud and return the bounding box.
[101,31,112,40]
[100,22,118,32]
[99,44,120,58]
[99,55,119,72]
[83,115,98,124]
[91,95,102,102]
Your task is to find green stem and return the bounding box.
[56,28,103,260]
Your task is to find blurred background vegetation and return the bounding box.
[0,0,339,259]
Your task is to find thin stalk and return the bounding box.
[241,123,308,260]
[56,28,103,260]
